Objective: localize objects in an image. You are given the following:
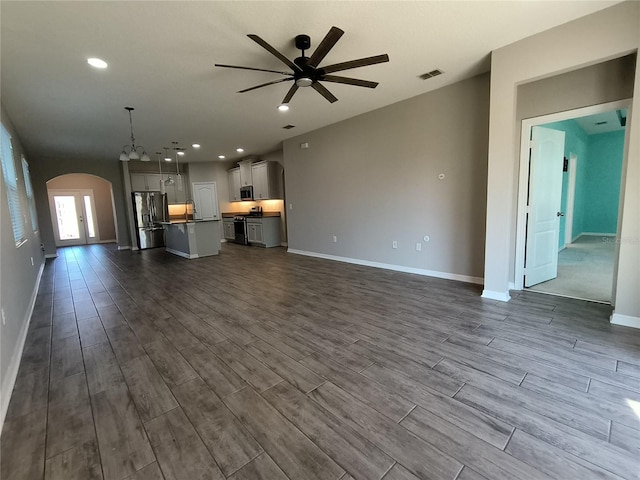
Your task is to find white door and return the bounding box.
[524,126,565,287]
[49,189,99,247]
[192,182,219,220]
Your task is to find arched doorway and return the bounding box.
[47,173,118,247]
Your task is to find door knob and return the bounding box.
[557,212,565,217]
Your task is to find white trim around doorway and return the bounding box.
[514,99,631,292]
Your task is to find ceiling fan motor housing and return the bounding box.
[293,55,319,87]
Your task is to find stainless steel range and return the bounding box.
[233,216,248,245]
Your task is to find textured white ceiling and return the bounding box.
[0,1,619,164]
[575,110,627,135]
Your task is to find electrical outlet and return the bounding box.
[392,240,398,249]
[289,203,293,210]
[332,235,337,243]
[416,242,422,251]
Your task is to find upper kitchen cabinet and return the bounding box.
[228,167,241,202]
[130,173,162,191]
[239,160,253,187]
[251,161,283,200]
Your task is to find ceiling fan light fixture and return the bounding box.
[278,104,289,111]
[295,77,313,88]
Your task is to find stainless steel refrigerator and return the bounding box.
[132,191,167,249]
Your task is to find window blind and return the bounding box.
[22,156,38,232]
[1,123,26,244]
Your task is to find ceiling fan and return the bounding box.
[215,26,389,104]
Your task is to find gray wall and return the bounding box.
[283,74,490,281]
[30,156,131,255]
[0,103,45,423]
[47,173,117,242]
[516,54,636,122]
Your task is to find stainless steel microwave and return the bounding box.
[240,185,254,201]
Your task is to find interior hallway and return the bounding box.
[1,243,639,480]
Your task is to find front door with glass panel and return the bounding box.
[48,189,99,246]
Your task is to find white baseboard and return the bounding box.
[0,260,45,428]
[287,249,483,285]
[166,248,198,259]
[99,239,117,244]
[280,242,288,247]
[220,238,228,243]
[44,253,58,259]
[117,245,131,251]
[610,313,640,329]
[481,289,511,302]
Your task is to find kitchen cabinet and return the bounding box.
[163,220,221,259]
[239,160,253,186]
[130,173,162,191]
[228,168,241,202]
[246,216,280,247]
[247,222,263,244]
[251,161,283,200]
[192,182,219,221]
[223,218,235,240]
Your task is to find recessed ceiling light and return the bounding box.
[192,143,200,148]
[218,155,226,159]
[278,104,289,112]
[87,57,108,69]
[177,151,185,156]
[236,148,244,153]
[165,158,172,162]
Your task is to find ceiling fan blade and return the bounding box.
[247,34,301,72]
[322,54,389,74]
[238,78,293,93]
[306,26,344,68]
[215,64,293,76]
[322,75,379,88]
[311,82,338,103]
[282,84,299,104]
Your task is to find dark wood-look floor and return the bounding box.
[2,243,639,480]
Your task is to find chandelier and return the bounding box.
[119,107,150,162]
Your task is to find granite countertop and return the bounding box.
[221,212,281,218]
[160,219,220,225]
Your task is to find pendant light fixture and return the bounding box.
[163,147,175,186]
[119,107,151,162]
[156,152,166,194]
[172,141,184,192]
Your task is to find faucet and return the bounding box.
[184,199,196,222]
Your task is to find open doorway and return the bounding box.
[47,173,118,247]
[515,100,629,304]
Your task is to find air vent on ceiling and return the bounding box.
[419,69,444,80]
[283,124,296,129]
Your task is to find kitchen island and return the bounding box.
[162,220,221,259]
